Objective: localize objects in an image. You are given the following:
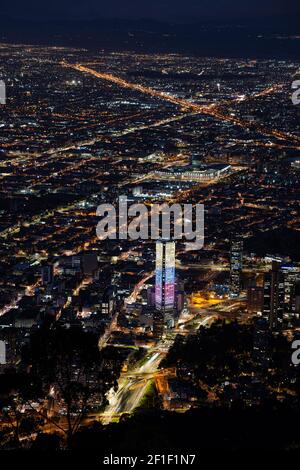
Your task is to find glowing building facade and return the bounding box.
[155,240,176,313]
[281,265,300,319]
[263,262,285,331]
[230,237,243,297]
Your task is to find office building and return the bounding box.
[155,240,176,312]
[247,285,264,315]
[41,264,54,286]
[263,262,285,331]
[230,236,243,297]
[281,265,300,320]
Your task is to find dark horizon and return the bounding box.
[0,0,299,23]
[0,13,299,60]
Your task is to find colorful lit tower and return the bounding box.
[155,240,176,316]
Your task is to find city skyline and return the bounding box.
[0,1,300,462]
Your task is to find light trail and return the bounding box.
[61,62,199,111]
[125,272,154,304]
[0,293,23,317]
[61,62,300,145]
[1,111,196,173]
[101,350,164,424]
[101,315,215,424]
[1,70,292,177]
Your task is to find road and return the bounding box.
[61,62,300,145]
[101,315,214,424]
[0,292,23,317]
[101,350,164,424]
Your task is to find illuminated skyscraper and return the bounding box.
[263,262,285,331]
[253,317,270,370]
[247,284,264,315]
[155,240,176,314]
[230,237,243,297]
[281,265,300,320]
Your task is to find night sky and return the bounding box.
[0,0,299,22]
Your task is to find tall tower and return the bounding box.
[281,265,300,320]
[41,264,54,286]
[230,237,243,297]
[155,240,176,316]
[263,262,285,331]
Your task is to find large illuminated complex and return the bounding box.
[154,163,231,182]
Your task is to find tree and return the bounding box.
[0,370,41,447]
[22,325,121,448]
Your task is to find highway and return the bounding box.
[101,350,164,424]
[61,62,300,145]
[101,315,215,424]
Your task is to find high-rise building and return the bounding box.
[153,309,164,340]
[281,265,300,320]
[155,240,176,326]
[263,262,285,331]
[82,252,99,277]
[295,282,300,317]
[101,286,116,318]
[41,264,53,286]
[247,284,264,315]
[175,280,185,315]
[253,317,270,370]
[150,271,184,338]
[147,286,156,308]
[230,236,243,297]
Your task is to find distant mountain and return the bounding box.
[0,16,299,58]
